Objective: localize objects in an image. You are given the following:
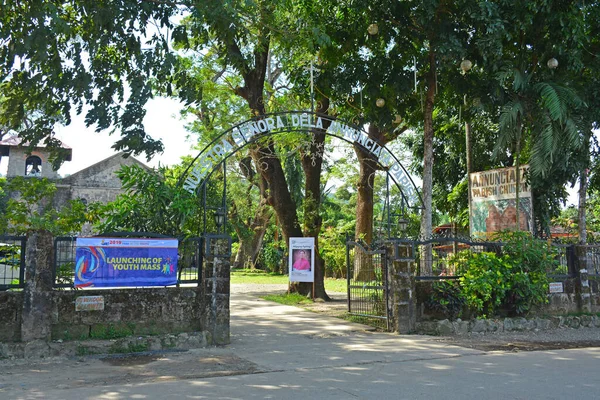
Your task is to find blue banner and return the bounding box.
[75,238,178,288]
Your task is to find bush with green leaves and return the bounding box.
[458,251,512,317]
[426,280,465,320]
[430,232,554,318]
[495,231,554,315]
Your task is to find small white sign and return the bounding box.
[76,296,105,311]
[549,282,564,294]
[289,237,315,283]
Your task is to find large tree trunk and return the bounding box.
[419,51,436,275]
[466,121,473,235]
[353,126,379,281]
[235,53,303,254]
[299,97,331,299]
[231,202,271,269]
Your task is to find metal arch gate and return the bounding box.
[346,240,390,331]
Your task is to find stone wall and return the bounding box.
[0,232,231,357]
[418,315,600,336]
[52,288,203,341]
[0,292,22,342]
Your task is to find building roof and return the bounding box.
[0,135,72,160]
[61,152,151,185]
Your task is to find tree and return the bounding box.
[466,1,590,235]
[94,164,202,237]
[1,177,88,235]
[1,1,177,163]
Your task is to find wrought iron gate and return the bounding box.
[346,240,390,330]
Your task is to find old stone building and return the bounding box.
[54,153,150,208]
[0,134,149,211]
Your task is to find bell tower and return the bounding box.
[0,135,72,179]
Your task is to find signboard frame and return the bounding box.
[74,237,179,288]
[469,165,534,239]
[288,237,315,283]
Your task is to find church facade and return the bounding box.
[0,135,149,214]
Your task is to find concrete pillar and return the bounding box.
[21,230,54,342]
[575,246,593,313]
[387,242,416,334]
[202,236,231,345]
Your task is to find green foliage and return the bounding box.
[258,245,283,274]
[427,280,465,321]
[459,252,512,316]
[95,164,202,237]
[319,225,347,278]
[261,293,314,306]
[2,177,89,235]
[453,232,553,317]
[0,243,20,266]
[90,323,135,340]
[1,1,177,164]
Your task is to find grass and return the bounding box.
[231,268,348,293]
[262,293,314,305]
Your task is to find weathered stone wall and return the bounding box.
[52,288,202,340]
[0,231,232,359]
[0,292,22,342]
[418,315,600,336]
[387,243,416,334]
[202,237,231,345]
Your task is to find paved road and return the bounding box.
[2,293,599,399]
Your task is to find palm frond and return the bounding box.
[494,100,524,160]
[535,82,566,123]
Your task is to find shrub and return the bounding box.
[497,231,553,315]
[459,252,511,317]
[455,232,552,317]
[427,280,465,320]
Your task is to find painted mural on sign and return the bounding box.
[75,238,178,288]
[469,165,533,239]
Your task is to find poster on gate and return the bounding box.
[74,237,178,288]
[289,237,315,283]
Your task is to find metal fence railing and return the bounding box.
[0,236,26,290]
[346,240,389,330]
[394,237,577,281]
[54,236,77,288]
[53,236,203,289]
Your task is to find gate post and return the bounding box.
[387,241,416,334]
[21,230,54,343]
[574,245,592,313]
[202,235,231,345]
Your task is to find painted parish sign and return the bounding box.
[183,112,421,209]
